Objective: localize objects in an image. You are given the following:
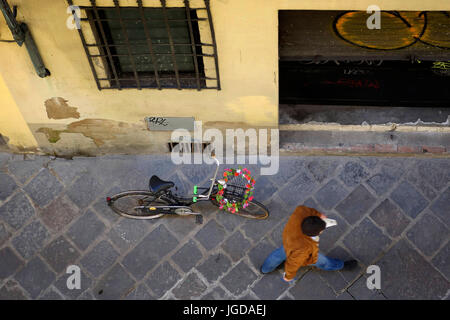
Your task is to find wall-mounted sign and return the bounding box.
[145,117,195,131]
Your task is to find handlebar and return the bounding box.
[211,155,220,166]
[197,155,220,199]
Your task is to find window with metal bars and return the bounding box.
[68,0,220,90]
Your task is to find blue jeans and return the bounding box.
[261,246,344,273]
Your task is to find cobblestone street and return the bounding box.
[0,152,449,300]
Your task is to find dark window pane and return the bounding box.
[99,7,196,74]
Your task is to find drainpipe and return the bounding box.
[0,0,50,77]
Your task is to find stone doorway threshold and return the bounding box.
[279,105,450,156]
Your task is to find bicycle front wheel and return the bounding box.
[211,196,269,220]
[107,191,170,220]
[233,200,269,219]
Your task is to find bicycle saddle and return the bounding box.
[149,175,174,193]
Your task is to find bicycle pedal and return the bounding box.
[195,215,204,225]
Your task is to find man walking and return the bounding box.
[260,205,357,282]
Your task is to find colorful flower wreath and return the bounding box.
[215,166,256,213]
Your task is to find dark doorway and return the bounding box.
[279,10,450,123]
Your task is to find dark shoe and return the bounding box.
[343,260,358,271]
[260,266,269,274]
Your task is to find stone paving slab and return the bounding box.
[123,225,179,280]
[0,173,17,202]
[7,156,49,185]
[0,152,449,300]
[390,181,429,219]
[80,240,119,277]
[146,261,182,298]
[430,187,450,227]
[220,261,258,296]
[172,240,204,272]
[0,280,28,300]
[289,271,337,300]
[197,252,232,284]
[172,272,208,299]
[11,220,51,260]
[39,195,81,233]
[336,185,377,224]
[39,286,64,300]
[202,285,231,300]
[54,269,92,300]
[0,223,11,247]
[342,218,392,265]
[406,212,449,257]
[377,240,448,300]
[13,256,56,299]
[0,191,35,231]
[0,247,23,278]
[92,264,134,300]
[347,275,386,300]
[124,283,155,300]
[23,169,64,208]
[432,242,450,280]
[41,236,81,273]
[369,199,411,238]
[251,271,289,300]
[66,210,106,251]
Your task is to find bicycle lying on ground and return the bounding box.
[106,156,269,223]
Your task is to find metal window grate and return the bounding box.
[67,0,220,91]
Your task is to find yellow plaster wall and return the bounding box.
[0,73,38,150]
[0,0,449,153]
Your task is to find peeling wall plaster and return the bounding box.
[45,97,80,120]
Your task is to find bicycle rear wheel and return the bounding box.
[211,196,269,220]
[107,191,170,220]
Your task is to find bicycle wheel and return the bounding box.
[211,195,269,220]
[107,191,170,220]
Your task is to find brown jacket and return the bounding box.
[282,206,322,279]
